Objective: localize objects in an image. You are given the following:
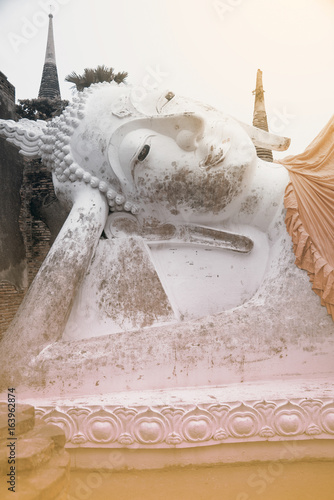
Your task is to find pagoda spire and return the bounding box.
[252,69,273,162]
[38,13,61,99]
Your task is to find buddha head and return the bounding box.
[39,82,289,225]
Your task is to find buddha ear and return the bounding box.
[237,120,291,151]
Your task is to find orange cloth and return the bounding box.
[277,115,334,320]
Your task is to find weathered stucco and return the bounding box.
[0,84,332,440]
[0,229,332,398]
[63,235,175,339]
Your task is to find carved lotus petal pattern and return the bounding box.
[259,426,275,438]
[114,407,138,419]
[90,421,116,442]
[254,401,276,424]
[34,398,334,449]
[301,399,323,427]
[300,399,323,411]
[213,428,228,441]
[67,408,91,418]
[320,404,334,434]
[273,403,307,436]
[226,404,260,438]
[161,407,185,419]
[166,432,183,445]
[67,408,91,440]
[208,404,231,418]
[254,401,276,412]
[40,409,75,442]
[35,407,47,419]
[118,433,134,445]
[208,404,231,429]
[132,409,168,444]
[181,408,215,443]
[137,422,162,443]
[306,424,321,436]
[85,410,121,443]
[161,407,185,434]
[71,433,87,445]
[114,407,138,435]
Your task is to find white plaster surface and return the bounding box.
[0,85,332,432]
[148,227,269,320]
[22,379,334,409]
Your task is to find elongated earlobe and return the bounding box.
[237,120,291,151]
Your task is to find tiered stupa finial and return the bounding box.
[252,69,273,162]
[38,13,61,99]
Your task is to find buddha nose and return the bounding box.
[176,129,199,151]
[174,116,227,160]
[197,120,231,168]
[171,112,206,152]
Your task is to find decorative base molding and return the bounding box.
[35,398,334,449]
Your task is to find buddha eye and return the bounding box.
[137,144,150,161]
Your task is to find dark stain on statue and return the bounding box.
[240,194,259,215]
[95,237,174,329]
[137,163,246,214]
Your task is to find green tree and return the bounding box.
[16,98,69,121]
[65,65,128,91]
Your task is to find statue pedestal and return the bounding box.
[21,379,334,471]
[0,228,333,470]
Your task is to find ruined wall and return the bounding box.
[0,72,66,336]
[0,71,26,287]
[0,72,27,334]
[0,71,15,117]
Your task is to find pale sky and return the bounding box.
[0,0,333,157]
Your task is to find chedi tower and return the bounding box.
[38,13,61,99]
[252,69,273,162]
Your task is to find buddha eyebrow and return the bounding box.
[165,92,175,101]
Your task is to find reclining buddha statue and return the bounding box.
[0,83,333,393]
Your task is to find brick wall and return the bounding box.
[0,71,15,118]
[0,74,60,337]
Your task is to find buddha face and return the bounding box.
[109,94,258,224]
[51,85,288,223]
